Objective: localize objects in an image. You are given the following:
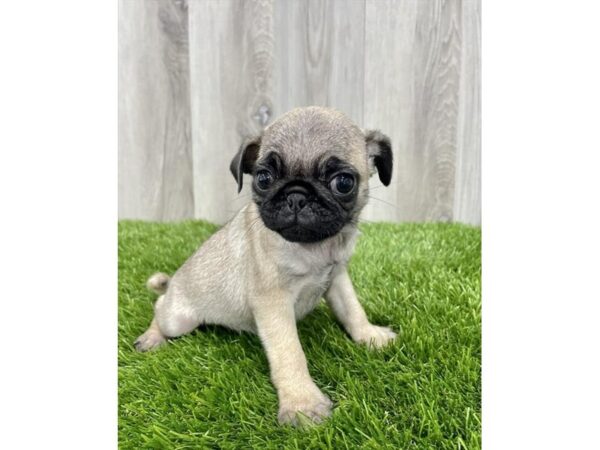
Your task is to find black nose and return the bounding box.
[287,192,307,212]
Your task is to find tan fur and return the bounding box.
[146,272,170,295]
[134,107,396,426]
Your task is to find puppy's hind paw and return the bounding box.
[134,330,166,352]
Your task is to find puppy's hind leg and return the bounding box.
[134,273,170,352]
[134,315,167,352]
[134,273,202,352]
[135,290,204,352]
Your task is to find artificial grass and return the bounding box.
[119,220,481,449]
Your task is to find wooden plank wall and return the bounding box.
[118,0,194,220]
[119,0,481,225]
[188,0,275,223]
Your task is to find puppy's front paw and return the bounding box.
[354,324,397,349]
[277,385,333,426]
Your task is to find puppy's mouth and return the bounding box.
[260,206,345,243]
[255,180,353,243]
[273,217,338,243]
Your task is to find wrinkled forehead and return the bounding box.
[259,112,367,174]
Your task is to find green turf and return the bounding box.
[118,220,481,449]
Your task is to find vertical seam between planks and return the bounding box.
[362,0,367,131]
[185,0,197,218]
[184,0,195,219]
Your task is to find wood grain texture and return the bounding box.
[362,0,418,223]
[188,0,275,224]
[363,0,463,223]
[454,0,481,224]
[119,0,481,225]
[118,0,194,220]
[273,0,365,124]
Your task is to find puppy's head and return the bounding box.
[230,107,392,243]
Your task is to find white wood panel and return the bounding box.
[363,0,418,223]
[363,0,464,223]
[454,0,481,224]
[188,0,275,224]
[272,0,365,125]
[118,0,194,220]
[119,0,481,225]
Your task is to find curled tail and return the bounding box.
[146,272,170,295]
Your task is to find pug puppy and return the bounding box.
[134,106,397,425]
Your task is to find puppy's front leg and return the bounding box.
[325,266,397,349]
[252,292,332,426]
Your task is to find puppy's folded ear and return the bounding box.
[230,135,261,193]
[365,130,393,186]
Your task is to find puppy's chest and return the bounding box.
[279,230,357,279]
[284,253,336,300]
[292,266,335,320]
[279,235,356,320]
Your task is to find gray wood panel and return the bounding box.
[362,0,418,223]
[454,0,481,224]
[272,0,365,124]
[118,0,194,220]
[363,0,465,223]
[118,0,481,225]
[188,0,275,224]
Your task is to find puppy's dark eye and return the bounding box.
[330,173,355,195]
[256,170,274,190]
